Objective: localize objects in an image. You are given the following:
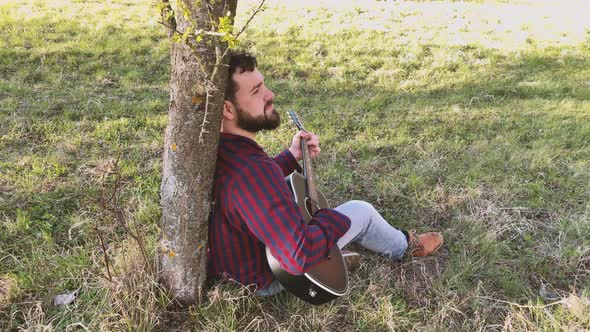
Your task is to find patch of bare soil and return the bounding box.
[392,247,450,308]
[154,308,191,332]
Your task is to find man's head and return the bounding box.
[222,50,280,134]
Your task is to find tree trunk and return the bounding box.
[159,0,238,305]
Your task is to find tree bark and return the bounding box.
[159,0,238,305]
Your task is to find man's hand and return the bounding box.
[288,131,321,161]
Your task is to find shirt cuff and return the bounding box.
[314,208,352,241]
[274,149,303,175]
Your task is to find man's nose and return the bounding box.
[266,88,275,101]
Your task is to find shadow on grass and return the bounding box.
[1,18,170,121]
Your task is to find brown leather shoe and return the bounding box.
[342,251,361,272]
[407,230,444,257]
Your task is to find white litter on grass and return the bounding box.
[54,289,79,308]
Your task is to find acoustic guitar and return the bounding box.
[265,110,350,305]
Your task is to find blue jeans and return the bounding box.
[256,200,408,297]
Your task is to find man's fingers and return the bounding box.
[310,147,321,158]
[302,132,319,142]
[295,131,320,151]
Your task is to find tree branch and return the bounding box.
[95,223,113,282]
[235,0,266,40]
[157,21,226,38]
[158,0,176,37]
[212,0,266,81]
[199,89,212,144]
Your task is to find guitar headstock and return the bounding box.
[288,110,306,132]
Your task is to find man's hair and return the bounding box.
[225,50,257,102]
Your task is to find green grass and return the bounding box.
[1,0,590,330]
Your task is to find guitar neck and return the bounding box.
[301,138,320,209]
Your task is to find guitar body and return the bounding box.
[265,172,349,305]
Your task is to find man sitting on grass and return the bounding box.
[207,50,444,297]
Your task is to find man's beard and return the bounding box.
[235,101,280,133]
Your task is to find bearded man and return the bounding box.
[207,50,444,297]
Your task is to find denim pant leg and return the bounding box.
[335,200,408,259]
[255,279,285,297]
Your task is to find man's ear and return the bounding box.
[222,100,236,120]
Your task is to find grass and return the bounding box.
[1,0,589,330]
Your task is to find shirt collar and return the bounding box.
[220,132,264,152]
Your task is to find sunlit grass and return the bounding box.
[238,0,590,49]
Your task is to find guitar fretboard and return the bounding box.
[301,137,320,214]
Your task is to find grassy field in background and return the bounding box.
[1,0,589,330]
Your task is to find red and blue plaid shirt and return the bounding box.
[207,133,351,289]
